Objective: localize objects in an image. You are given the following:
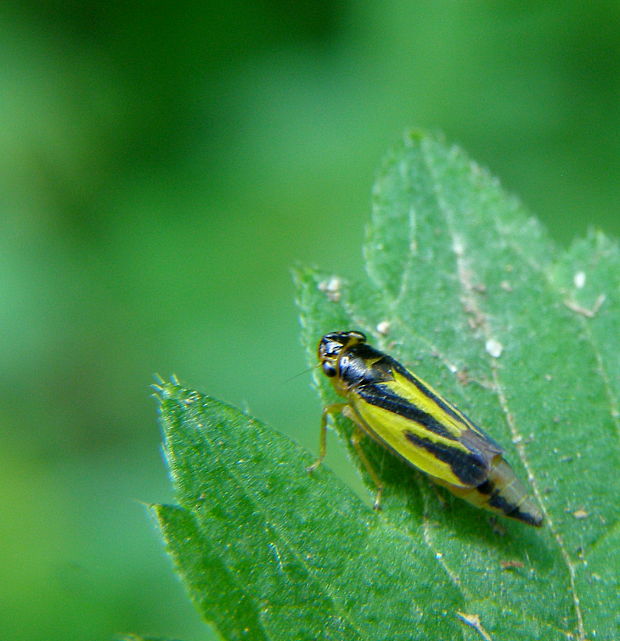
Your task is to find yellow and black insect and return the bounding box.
[309,330,543,527]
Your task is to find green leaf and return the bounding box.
[117,635,187,641]
[154,131,619,641]
[296,131,620,640]
[154,383,464,640]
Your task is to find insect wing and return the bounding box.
[351,358,502,488]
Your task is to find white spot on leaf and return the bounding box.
[376,321,391,336]
[318,276,342,302]
[485,338,503,358]
[574,271,586,289]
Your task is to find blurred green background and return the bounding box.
[2,2,619,640]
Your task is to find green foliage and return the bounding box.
[154,132,619,640]
[118,635,185,641]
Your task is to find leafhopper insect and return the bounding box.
[309,330,543,527]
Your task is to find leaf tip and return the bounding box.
[151,375,199,405]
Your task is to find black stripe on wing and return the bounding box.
[404,430,490,486]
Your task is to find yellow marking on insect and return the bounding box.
[310,331,543,527]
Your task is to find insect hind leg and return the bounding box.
[350,430,385,510]
[309,402,385,511]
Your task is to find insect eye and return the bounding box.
[322,362,337,378]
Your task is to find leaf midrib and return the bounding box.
[419,139,585,640]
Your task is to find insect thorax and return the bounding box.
[337,344,394,391]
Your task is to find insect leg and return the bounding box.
[350,427,384,511]
[306,402,348,473]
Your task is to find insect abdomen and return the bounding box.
[439,457,543,527]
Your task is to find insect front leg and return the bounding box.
[306,402,348,473]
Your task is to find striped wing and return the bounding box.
[351,360,502,488]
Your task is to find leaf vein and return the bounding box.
[492,218,620,443]
[418,140,586,641]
